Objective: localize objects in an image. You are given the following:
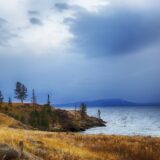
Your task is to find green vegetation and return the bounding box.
[28,107,50,130]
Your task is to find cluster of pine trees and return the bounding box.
[0,81,51,106]
[0,81,101,131]
[0,81,53,130]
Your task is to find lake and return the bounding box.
[59,106,160,136]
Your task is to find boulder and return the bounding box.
[0,144,19,160]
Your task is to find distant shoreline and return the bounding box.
[55,99,160,107]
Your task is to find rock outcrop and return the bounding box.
[0,144,19,160]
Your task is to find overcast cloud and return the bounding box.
[0,0,160,103]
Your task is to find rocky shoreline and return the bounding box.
[48,108,106,132]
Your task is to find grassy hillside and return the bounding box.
[0,127,160,160]
[0,102,105,132]
[0,112,32,129]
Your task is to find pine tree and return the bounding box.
[0,91,4,104]
[47,94,50,107]
[31,89,36,106]
[8,97,12,106]
[14,82,28,103]
[75,105,77,118]
[97,109,101,119]
[46,94,52,113]
[80,103,87,118]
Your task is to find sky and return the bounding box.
[0,0,160,104]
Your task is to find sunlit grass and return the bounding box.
[0,127,160,160]
[0,106,159,160]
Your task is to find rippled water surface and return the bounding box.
[61,106,160,136]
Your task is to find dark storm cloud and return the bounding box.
[54,3,70,11]
[0,18,16,46]
[70,9,160,57]
[0,0,160,104]
[29,17,43,25]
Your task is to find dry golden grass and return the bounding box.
[0,105,160,160]
[0,126,160,160]
[0,113,19,127]
[0,112,32,130]
[0,103,42,119]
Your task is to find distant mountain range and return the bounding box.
[55,99,160,107]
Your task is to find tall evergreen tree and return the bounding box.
[80,103,87,118]
[14,82,27,103]
[8,97,12,106]
[47,94,51,106]
[0,91,4,104]
[31,89,36,106]
[97,109,101,119]
[75,105,77,118]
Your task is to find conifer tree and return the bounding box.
[8,97,12,106]
[47,94,50,107]
[31,89,36,106]
[80,103,87,118]
[97,109,101,119]
[14,82,27,103]
[0,91,4,104]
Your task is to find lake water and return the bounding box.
[59,106,160,136]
